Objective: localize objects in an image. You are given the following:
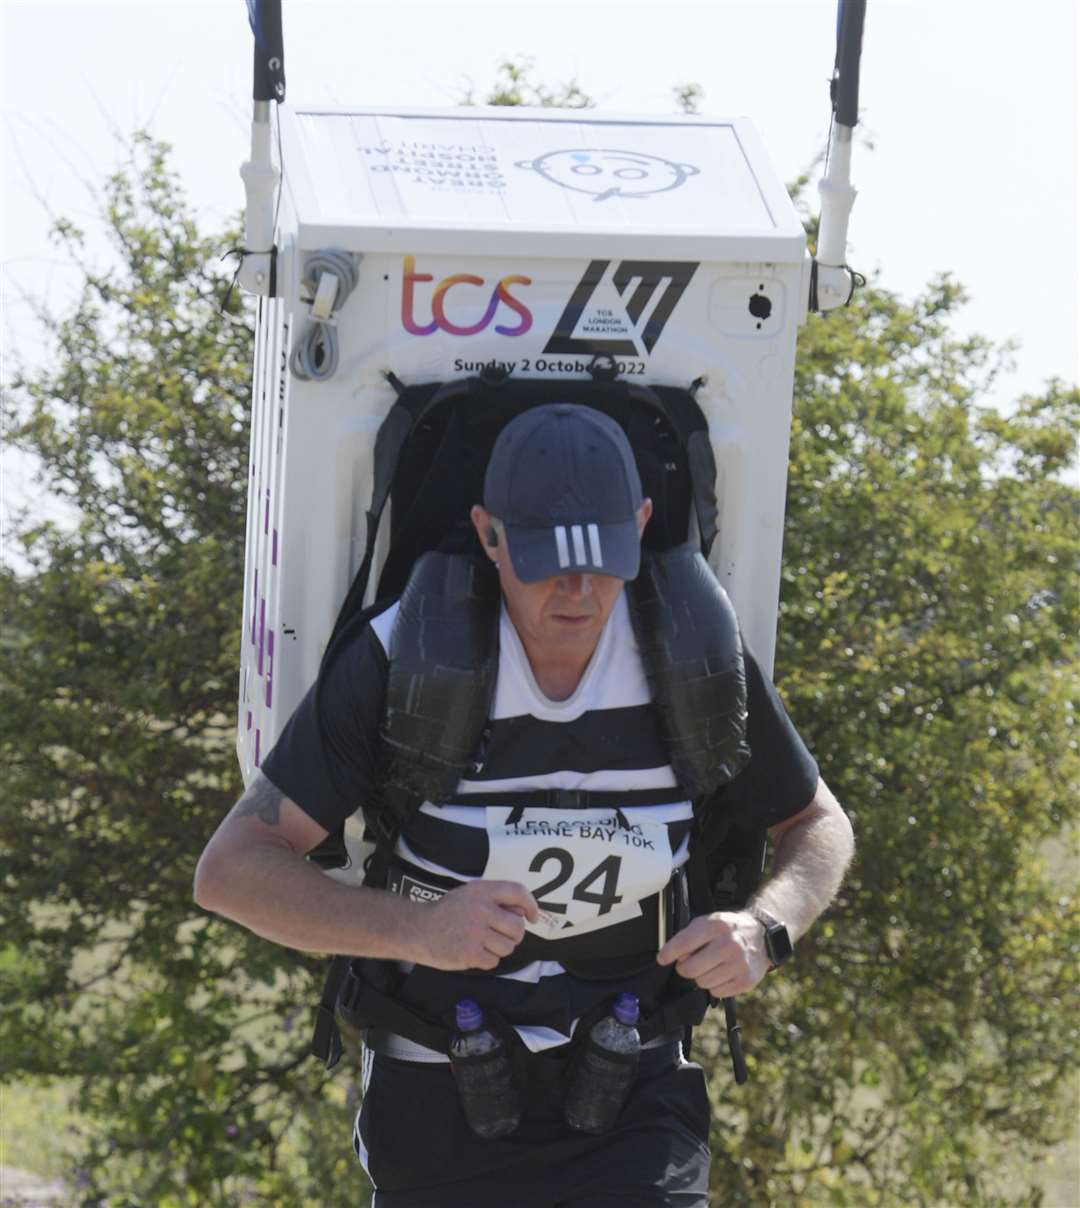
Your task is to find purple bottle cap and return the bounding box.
[613,993,640,1025]
[455,999,483,1031]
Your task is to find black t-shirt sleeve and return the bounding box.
[260,623,388,833]
[719,648,820,829]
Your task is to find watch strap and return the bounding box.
[748,905,782,930]
[748,905,793,966]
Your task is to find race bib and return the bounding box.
[483,807,673,940]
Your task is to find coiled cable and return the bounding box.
[291,249,360,381]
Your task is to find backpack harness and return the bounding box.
[311,542,756,1074]
[308,367,766,1081]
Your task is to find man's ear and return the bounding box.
[636,498,653,537]
[470,505,499,563]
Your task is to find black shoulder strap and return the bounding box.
[628,383,718,558]
[381,551,500,807]
[325,380,453,652]
[627,543,750,798]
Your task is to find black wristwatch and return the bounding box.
[750,907,794,967]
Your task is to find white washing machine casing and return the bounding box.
[238,105,809,783]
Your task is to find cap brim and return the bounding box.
[504,519,641,583]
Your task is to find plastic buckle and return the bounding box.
[549,789,587,808]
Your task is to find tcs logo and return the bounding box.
[401,255,533,337]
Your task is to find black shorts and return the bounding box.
[353,1040,711,1207]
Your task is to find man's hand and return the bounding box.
[656,911,770,997]
[413,880,540,972]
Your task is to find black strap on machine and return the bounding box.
[657,806,750,1079]
[323,377,467,657]
[450,786,681,815]
[723,997,749,1085]
[312,955,350,1070]
[680,806,766,1080]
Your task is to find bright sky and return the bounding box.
[2,0,1078,505]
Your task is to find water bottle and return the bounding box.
[564,992,642,1134]
[449,999,522,1139]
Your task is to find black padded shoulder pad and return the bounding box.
[382,553,500,805]
[626,544,751,798]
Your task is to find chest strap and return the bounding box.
[448,786,682,820]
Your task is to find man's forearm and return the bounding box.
[195,839,427,961]
[750,781,854,939]
[194,773,540,972]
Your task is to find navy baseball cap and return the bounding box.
[484,404,644,583]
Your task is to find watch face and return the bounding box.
[765,922,794,966]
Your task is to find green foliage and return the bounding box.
[1,134,353,1205]
[704,280,1080,1205]
[463,57,594,110]
[3,94,1078,1208]
[673,83,705,115]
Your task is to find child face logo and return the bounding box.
[515,149,700,202]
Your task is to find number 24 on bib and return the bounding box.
[482,807,673,939]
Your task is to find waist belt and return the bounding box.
[365,1025,684,1064]
[386,854,673,980]
[331,956,709,1065]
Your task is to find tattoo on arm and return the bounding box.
[234,774,285,826]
